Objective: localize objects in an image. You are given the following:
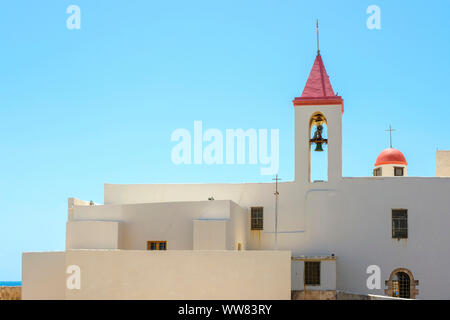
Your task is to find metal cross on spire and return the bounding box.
[316,19,320,55]
[273,174,281,250]
[385,124,396,148]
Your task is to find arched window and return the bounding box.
[385,268,419,299]
[309,112,328,182]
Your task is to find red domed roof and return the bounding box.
[375,148,408,166]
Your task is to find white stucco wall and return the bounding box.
[22,250,291,300]
[308,177,450,299]
[100,176,450,298]
[66,221,121,250]
[68,200,247,251]
[22,252,66,300]
[103,182,306,252]
[291,258,336,291]
[228,201,248,250]
[193,220,228,250]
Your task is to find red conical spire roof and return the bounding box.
[301,54,335,97]
[293,53,344,113]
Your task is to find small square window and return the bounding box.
[392,209,408,239]
[394,167,404,176]
[305,261,321,286]
[251,207,263,230]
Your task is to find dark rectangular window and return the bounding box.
[392,209,408,239]
[373,167,382,176]
[304,261,321,286]
[251,207,263,230]
[147,241,167,250]
[394,167,404,176]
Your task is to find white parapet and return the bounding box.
[22,250,291,300]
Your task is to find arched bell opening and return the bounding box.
[309,112,328,182]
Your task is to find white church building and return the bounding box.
[22,48,450,300]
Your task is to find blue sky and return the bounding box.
[0,1,449,280]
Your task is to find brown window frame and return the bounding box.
[373,167,382,176]
[304,261,321,286]
[394,167,404,176]
[392,209,408,239]
[147,240,167,250]
[251,207,263,230]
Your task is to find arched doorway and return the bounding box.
[392,272,410,298]
[385,268,419,299]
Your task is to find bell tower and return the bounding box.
[293,49,343,184]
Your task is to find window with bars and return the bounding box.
[147,241,167,250]
[251,207,263,230]
[304,261,321,286]
[373,167,382,176]
[394,167,404,176]
[392,209,408,239]
[392,272,411,298]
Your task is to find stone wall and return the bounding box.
[0,287,21,300]
[291,290,336,300]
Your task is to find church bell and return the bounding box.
[310,122,327,152]
[314,142,324,152]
